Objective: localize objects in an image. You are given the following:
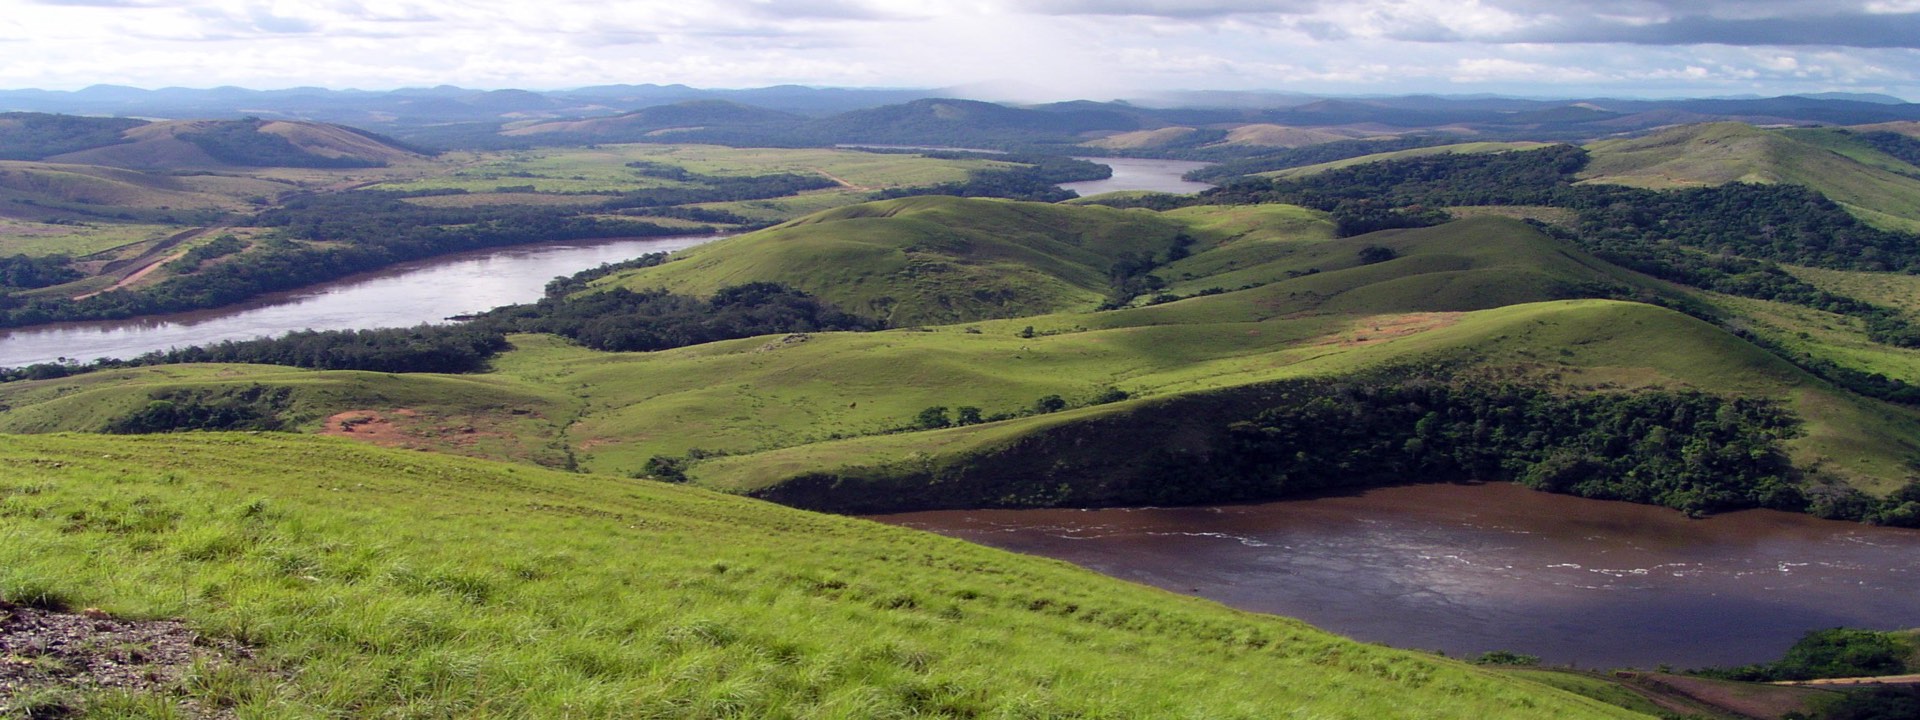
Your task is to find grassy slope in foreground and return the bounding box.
[596,196,1189,326]
[0,433,1641,719]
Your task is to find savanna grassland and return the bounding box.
[0,433,1644,719]
[0,135,1067,329]
[13,111,1920,718]
[12,199,1920,517]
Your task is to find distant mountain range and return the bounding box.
[5,84,1920,154]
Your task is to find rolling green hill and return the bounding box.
[0,160,286,228]
[1256,141,1554,179]
[13,215,1917,515]
[0,432,1642,718]
[1081,126,1200,150]
[0,112,146,161]
[705,299,1920,511]
[43,118,425,170]
[503,100,803,140]
[1221,124,1376,148]
[1581,122,1920,232]
[598,196,1193,325]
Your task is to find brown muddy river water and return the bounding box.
[872,483,1920,668]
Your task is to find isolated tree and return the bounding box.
[1357,245,1398,264]
[915,406,952,429]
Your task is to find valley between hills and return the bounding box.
[4,93,1920,718]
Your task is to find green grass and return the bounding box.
[0,218,180,257]
[1581,122,1920,231]
[1256,142,1554,179]
[1445,205,1580,227]
[605,145,1005,188]
[374,144,1001,195]
[1494,670,1681,718]
[0,432,1645,719]
[0,161,268,218]
[0,364,581,468]
[401,192,613,208]
[600,196,1191,326]
[1080,127,1200,150]
[13,215,1916,500]
[1779,128,1920,177]
[683,299,1920,499]
[688,188,882,224]
[369,146,694,193]
[1788,264,1920,318]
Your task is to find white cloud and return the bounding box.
[0,0,1913,99]
[1449,57,1603,83]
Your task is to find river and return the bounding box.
[0,154,1211,367]
[0,233,723,367]
[872,482,1920,669]
[1060,157,1215,196]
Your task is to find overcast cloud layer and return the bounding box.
[2,0,1917,99]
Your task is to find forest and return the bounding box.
[1119,372,1919,525]
[0,253,81,290]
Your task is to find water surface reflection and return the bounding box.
[873,483,1920,667]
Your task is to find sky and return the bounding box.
[2,0,1919,101]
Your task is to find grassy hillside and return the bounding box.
[0,112,146,161]
[1788,264,1920,319]
[1581,122,1920,232]
[374,143,999,197]
[15,217,1915,512]
[0,218,177,257]
[598,196,1192,325]
[1257,141,1553,179]
[1076,123,1378,151]
[1081,126,1199,150]
[45,119,424,170]
[0,161,275,228]
[1150,210,1641,304]
[0,432,1642,718]
[695,299,1920,509]
[503,100,801,139]
[0,363,579,466]
[1222,124,1373,148]
[0,162,261,211]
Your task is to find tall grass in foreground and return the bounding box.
[0,433,1642,718]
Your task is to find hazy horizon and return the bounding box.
[3,1,1920,102]
[2,81,1911,106]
